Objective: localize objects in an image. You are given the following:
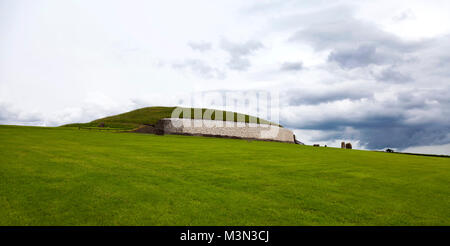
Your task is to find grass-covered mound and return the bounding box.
[0,125,449,225]
[63,106,279,130]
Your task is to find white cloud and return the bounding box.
[403,143,450,156]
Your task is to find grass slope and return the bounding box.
[63,106,278,130]
[0,125,449,225]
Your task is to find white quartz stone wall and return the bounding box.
[158,118,294,143]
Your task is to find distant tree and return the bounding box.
[345,143,352,149]
[386,148,394,153]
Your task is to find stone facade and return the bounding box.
[156,118,295,143]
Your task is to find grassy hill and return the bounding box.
[63,106,279,130]
[0,125,449,225]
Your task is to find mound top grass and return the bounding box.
[63,106,279,130]
[0,125,449,225]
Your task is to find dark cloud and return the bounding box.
[274,7,450,150]
[280,61,303,71]
[358,125,450,149]
[374,67,412,83]
[282,87,450,149]
[303,122,450,150]
[288,11,427,71]
[220,39,263,71]
[172,59,225,79]
[328,45,393,69]
[188,41,212,52]
[285,111,405,131]
[286,114,450,149]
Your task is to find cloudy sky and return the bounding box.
[1,0,450,154]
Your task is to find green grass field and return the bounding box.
[0,125,449,225]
